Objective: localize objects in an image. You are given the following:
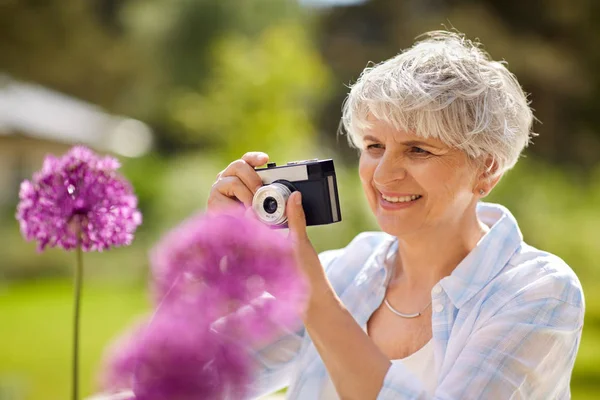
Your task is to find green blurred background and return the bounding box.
[0,0,598,399]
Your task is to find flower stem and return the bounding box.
[72,240,84,400]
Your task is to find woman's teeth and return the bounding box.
[382,194,422,203]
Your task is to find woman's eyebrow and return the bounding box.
[363,135,441,149]
[362,135,381,142]
[400,140,441,149]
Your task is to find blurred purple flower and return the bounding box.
[100,211,308,399]
[150,212,308,339]
[16,146,142,252]
[102,301,252,400]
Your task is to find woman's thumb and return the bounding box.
[287,191,307,242]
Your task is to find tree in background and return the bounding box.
[0,0,149,113]
[316,0,600,170]
[132,0,331,158]
[0,0,336,271]
[165,22,330,160]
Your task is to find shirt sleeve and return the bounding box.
[377,295,584,400]
[242,248,343,398]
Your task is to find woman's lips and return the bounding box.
[378,193,422,210]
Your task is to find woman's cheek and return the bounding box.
[358,159,378,208]
[358,154,373,183]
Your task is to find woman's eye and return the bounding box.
[410,146,431,155]
[366,143,384,150]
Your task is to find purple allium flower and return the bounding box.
[102,302,253,400]
[16,146,142,251]
[150,212,308,340]
[100,211,308,399]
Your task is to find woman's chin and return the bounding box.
[375,215,420,238]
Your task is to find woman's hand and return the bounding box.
[207,152,269,215]
[208,154,331,301]
[287,192,391,398]
[285,192,331,305]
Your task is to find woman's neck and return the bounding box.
[390,208,490,291]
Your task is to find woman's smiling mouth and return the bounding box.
[381,194,422,203]
[379,193,423,210]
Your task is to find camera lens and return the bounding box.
[263,197,278,214]
[252,182,293,227]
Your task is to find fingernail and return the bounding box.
[295,192,302,205]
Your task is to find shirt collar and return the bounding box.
[367,202,523,309]
[439,202,523,308]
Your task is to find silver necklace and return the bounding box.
[384,298,432,318]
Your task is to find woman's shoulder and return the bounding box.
[506,243,584,306]
[473,202,584,311]
[483,243,585,313]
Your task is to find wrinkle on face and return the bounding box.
[358,119,481,237]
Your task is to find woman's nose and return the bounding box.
[373,155,407,185]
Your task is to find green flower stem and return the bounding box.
[72,239,84,400]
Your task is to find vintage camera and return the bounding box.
[252,159,342,228]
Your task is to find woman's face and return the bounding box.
[358,119,481,238]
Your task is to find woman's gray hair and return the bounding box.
[340,30,535,176]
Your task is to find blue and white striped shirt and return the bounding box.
[251,202,585,399]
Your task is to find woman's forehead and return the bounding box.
[363,119,448,148]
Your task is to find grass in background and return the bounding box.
[1,280,599,399]
[1,157,599,399]
[0,280,150,400]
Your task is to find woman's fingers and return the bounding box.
[241,151,269,167]
[206,189,244,215]
[221,159,264,194]
[285,191,328,292]
[207,152,269,214]
[208,176,254,211]
[286,192,308,244]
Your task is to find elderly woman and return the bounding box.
[207,31,584,399]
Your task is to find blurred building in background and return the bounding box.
[0,75,152,205]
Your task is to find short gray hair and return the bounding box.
[341,30,535,176]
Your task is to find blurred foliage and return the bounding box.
[1,0,599,398]
[165,22,331,158]
[0,0,151,113]
[316,0,600,169]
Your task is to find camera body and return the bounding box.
[252,159,342,228]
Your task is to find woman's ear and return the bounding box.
[474,157,502,197]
